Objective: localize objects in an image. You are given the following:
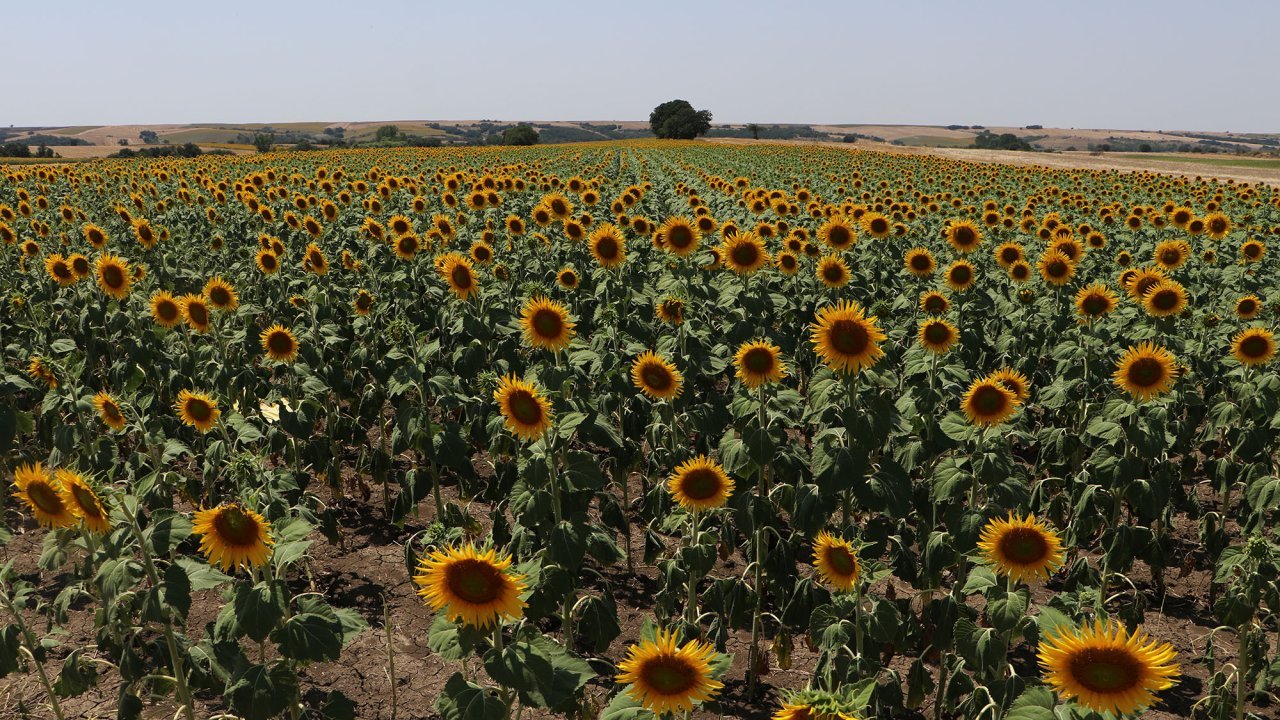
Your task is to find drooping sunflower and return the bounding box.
[818,216,857,250]
[181,294,212,333]
[961,377,1019,426]
[260,324,299,363]
[1037,249,1075,286]
[773,700,858,720]
[816,254,850,288]
[735,340,788,389]
[994,242,1025,269]
[1038,619,1180,716]
[440,254,479,300]
[203,277,239,312]
[722,232,770,275]
[56,469,111,533]
[493,375,553,440]
[656,297,685,326]
[977,513,1065,583]
[616,629,724,716]
[1142,281,1188,318]
[1235,295,1263,319]
[45,254,77,286]
[413,544,527,628]
[944,219,983,254]
[353,289,375,316]
[945,259,977,292]
[93,390,126,430]
[192,503,274,572]
[12,463,77,528]
[920,290,950,315]
[1075,283,1117,320]
[810,301,886,374]
[1204,212,1232,240]
[918,318,959,354]
[95,254,132,300]
[1231,327,1276,367]
[658,216,701,257]
[1113,342,1178,402]
[632,351,683,400]
[589,224,627,269]
[303,243,329,275]
[812,531,861,592]
[667,455,734,511]
[175,389,220,432]
[990,368,1031,401]
[28,356,57,389]
[904,247,936,276]
[149,291,182,328]
[520,296,576,352]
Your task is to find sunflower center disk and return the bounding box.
[71,485,103,518]
[445,559,502,604]
[641,658,698,695]
[829,320,868,356]
[1241,337,1269,358]
[973,386,1008,414]
[1127,358,1163,387]
[213,507,258,546]
[680,469,722,501]
[532,311,562,338]
[269,333,294,354]
[28,482,65,515]
[642,367,672,391]
[826,547,857,576]
[188,400,213,422]
[998,527,1049,564]
[1070,648,1142,693]
[509,392,543,425]
[103,267,124,287]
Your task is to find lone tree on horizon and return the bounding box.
[649,99,712,139]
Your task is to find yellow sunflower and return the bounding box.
[353,289,375,316]
[1240,239,1265,262]
[920,290,950,315]
[632,351,683,400]
[860,211,892,239]
[994,242,1025,269]
[616,629,724,715]
[12,463,77,529]
[816,254,850,288]
[413,544,527,628]
[1203,212,1232,240]
[818,216,857,250]
[255,248,280,274]
[945,259,977,292]
[1008,260,1033,283]
[260,324,299,363]
[990,368,1031,401]
[1231,327,1276,367]
[918,318,958,354]
[977,513,1065,583]
[28,356,56,388]
[776,251,801,275]
[175,389,220,432]
[203,277,239,312]
[667,455,734,511]
[556,267,580,290]
[812,531,861,591]
[181,294,212,333]
[520,296,576,352]
[1038,619,1179,716]
[44,254,76,286]
[658,216,701,257]
[56,469,111,534]
[149,291,182,328]
[192,503,274,572]
[1142,281,1188,318]
[735,340,788,389]
[440,254,479,300]
[95,254,132,300]
[722,232,770,275]
[589,224,627,269]
[1153,240,1190,271]
[493,375,554,440]
[1235,295,1262,319]
[1037,249,1075,286]
[945,219,984,254]
[810,301,886,374]
[656,297,684,326]
[904,247,936,276]
[1075,283,1117,320]
[1113,342,1178,402]
[961,377,1019,426]
[93,390,126,430]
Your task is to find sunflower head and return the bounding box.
[176,389,220,432]
[57,469,111,533]
[93,390,126,430]
[945,219,983,254]
[1141,281,1188,318]
[920,291,950,315]
[813,531,861,591]
[658,216,701,257]
[977,513,1065,583]
[656,297,685,326]
[667,455,734,511]
[1075,283,1117,320]
[1113,342,1178,402]
[945,260,977,292]
[413,544,527,628]
[260,324,299,363]
[904,247,935,276]
[632,351,683,400]
[193,503,274,571]
[1037,249,1075,286]
[589,224,627,269]
[816,254,850,288]
[810,301,886,375]
[95,254,132,300]
[819,217,857,250]
[1235,295,1263,319]
[918,318,958,354]
[961,377,1019,426]
[1038,619,1180,716]
[1232,327,1276,367]
[722,232,770,275]
[12,463,77,529]
[493,375,554,441]
[616,629,724,715]
[204,277,239,311]
[520,296,576,352]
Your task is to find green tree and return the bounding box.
[138,129,158,144]
[253,133,274,153]
[502,125,539,146]
[746,123,761,140]
[375,125,400,141]
[649,100,713,140]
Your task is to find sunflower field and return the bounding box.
[2,141,1279,720]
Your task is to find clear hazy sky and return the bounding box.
[6,0,1277,132]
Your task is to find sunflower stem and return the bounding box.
[2,588,67,720]
[685,509,699,627]
[126,504,195,720]
[747,385,770,696]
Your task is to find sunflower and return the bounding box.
[413,544,526,628]
[1038,619,1179,716]
[994,242,1024,268]
[860,211,892,239]
[735,340,787,389]
[556,267,580,289]
[1204,212,1232,240]
[945,260,977,292]
[175,389,220,432]
[818,216,857,250]
[255,248,280,274]
[632,351,683,400]
[1124,267,1167,301]
[260,324,299,363]
[1153,240,1191,271]
[776,251,800,275]
[990,368,1031,401]
[1240,239,1265,262]
[12,463,77,528]
[56,469,111,533]
[1113,342,1178,402]
[203,277,239,312]
[816,254,850,288]
[392,233,421,261]
[977,513,1065,583]
[44,254,76,286]
[589,224,627,269]
[920,290,950,315]
[617,629,724,715]
[722,232,770,275]
[469,240,494,264]
[1037,249,1075,286]
[656,297,684,326]
[93,390,126,430]
[192,503,274,572]
[303,243,329,275]
[1235,295,1262,319]
[494,375,553,440]
[542,192,574,219]
[1142,281,1188,318]
[353,289,375,316]
[945,219,984,254]
[1231,327,1276,367]
[388,214,413,237]
[1075,283,1117,320]
[961,377,1019,426]
[520,296,576,352]
[812,531,861,591]
[1007,260,1032,283]
[132,218,157,249]
[148,291,182,328]
[810,301,886,374]
[904,247,935,276]
[773,701,858,720]
[83,223,108,249]
[441,254,479,300]
[181,294,212,333]
[667,456,734,511]
[1051,238,1084,264]
[658,216,701,257]
[28,356,56,388]
[95,254,132,300]
[918,318,958,354]
[1169,206,1194,228]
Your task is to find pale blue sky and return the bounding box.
[5,0,1277,132]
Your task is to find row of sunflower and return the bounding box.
[2,141,1279,720]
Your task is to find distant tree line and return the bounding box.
[0,143,56,158]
